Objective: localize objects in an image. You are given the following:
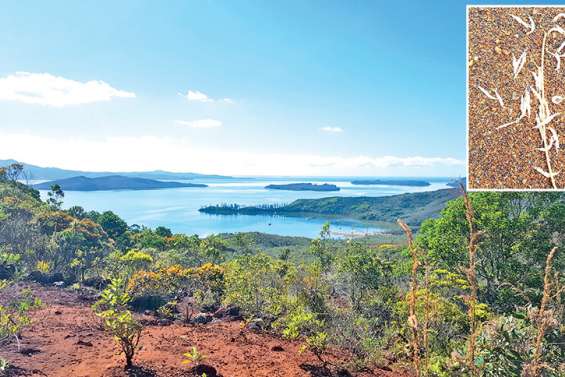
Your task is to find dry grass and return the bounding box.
[397,219,421,377]
[461,187,481,376]
[523,247,560,376]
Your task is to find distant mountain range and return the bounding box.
[33,175,207,191]
[0,159,233,181]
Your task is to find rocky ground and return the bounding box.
[0,284,408,377]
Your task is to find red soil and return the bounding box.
[0,285,408,377]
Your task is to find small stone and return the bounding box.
[495,46,502,54]
[192,313,212,324]
[157,318,172,326]
[76,339,93,347]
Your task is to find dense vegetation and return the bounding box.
[200,188,461,226]
[0,163,563,376]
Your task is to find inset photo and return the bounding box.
[468,5,565,190]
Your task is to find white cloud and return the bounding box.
[0,132,465,176]
[185,90,212,102]
[320,126,343,133]
[180,89,233,104]
[175,119,222,129]
[0,72,135,107]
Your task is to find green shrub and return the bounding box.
[93,279,142,369]
[0,286,42,351]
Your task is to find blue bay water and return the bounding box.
[39,177,452,238]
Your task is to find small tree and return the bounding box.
[93,279,142,369]
[46,184,64,209]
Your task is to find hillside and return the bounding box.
[0,159,233,180]
[1,173,563,376]
[33,175,207,191]
[200,188,461,225]
[265,183,339,191]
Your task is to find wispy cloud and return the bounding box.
[0,72,135,107]
[175,119,222,129]
[320,126,343,133]
[0,132,465,176]
[179,89,233,104]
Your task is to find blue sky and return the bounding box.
[0,0,545,176]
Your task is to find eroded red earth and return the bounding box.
[0,285,408,377]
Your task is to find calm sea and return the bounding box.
[38,177,452,238]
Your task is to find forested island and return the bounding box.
[351,179,430,186]
[200,188,460,225]
[34,175,207,191]
[265,183,339,191]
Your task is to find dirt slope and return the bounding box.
[0,285,407,377]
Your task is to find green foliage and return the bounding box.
[156,300,177,319]
[281,307,322,340]
[46,184,64,209]
[182,346,206,365]
[93,279,142,368]
[154,226,172,238]
[95,211,130,250]
[418,193,564,313]
[223,253,294,319]
[308,223,335,271]
[0,286,42,351]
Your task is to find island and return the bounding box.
[265,183,340,191]
[33,175,208,191]
[350,179,430,187]
[200,187,460,226]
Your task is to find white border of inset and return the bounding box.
[466,4,565,192]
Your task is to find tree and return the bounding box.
[309,223,335,272]
[66,205,86,219]
[95,211,130,250]
[1,163,24,182]
[417,192,564,313]
[46,184,64,209]
[154,226,172,238]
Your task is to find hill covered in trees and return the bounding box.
[200,188,460,226]
[33,175,207,191]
